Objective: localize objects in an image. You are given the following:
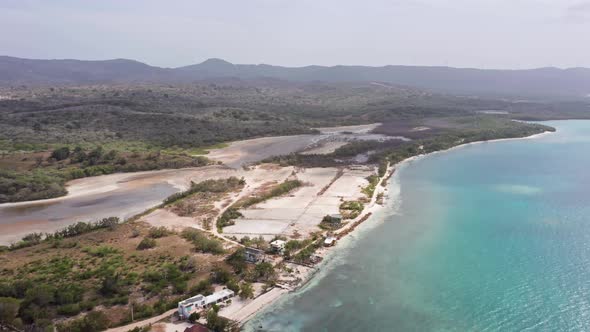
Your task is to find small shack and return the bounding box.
[270,239,286,253]
[244,247,265,263]
[324,236,337,247]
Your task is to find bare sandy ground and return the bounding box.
[150,322,193,332]
[140,165,294,232]
[206,123,389,167]
[299,141,348,155]
[315,123,380,134]
[0,165,291,245]
[223,166,373,240]
[221,287,288,323]
[206,135,317,168]
[0,166,232,210]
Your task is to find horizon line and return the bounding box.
[1,54,588,72]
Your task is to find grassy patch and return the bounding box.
[339,200,365,219]
[362,174,380,199]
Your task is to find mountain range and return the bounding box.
[2,56,590,98]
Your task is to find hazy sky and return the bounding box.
[1,0,590,69]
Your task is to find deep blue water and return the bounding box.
[244,120,590,332]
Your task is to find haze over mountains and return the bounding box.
[2,56,590,98]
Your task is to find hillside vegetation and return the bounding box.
[0,81,582,203]
[4,56,590,98]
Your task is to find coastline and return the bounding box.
[0,128,556,330]
[236,129,556,329]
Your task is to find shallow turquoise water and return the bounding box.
[244,120,590,332]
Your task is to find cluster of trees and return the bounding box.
[210,267,254,300]
[362,174,381,198]
[265,116,555,172]
[55,311,110,332]
[238,179,302,209]
[7,217,119,250]
[0,257,190,330]
[216,207,243,230]
[0,281,93,330]
[163,177,244,206]
[224,247,278,284]
[1,220,244,331]
[143,263,189,295]
[0,145,210,203]
[52,146,125,166]
[181,228,225,254]
[337,200,365,220]
[239,236,269,252]
[205,305,239,332]
[0,168,67,203]
[136,227,173,250]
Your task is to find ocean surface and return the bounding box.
[244,120,590,332]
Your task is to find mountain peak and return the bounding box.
[200,58,233,67]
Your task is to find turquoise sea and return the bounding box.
[244,120,590,332]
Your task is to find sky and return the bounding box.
[1,0,590,69]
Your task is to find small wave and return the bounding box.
[494,184,542,195]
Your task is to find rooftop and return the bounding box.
[205,289,234,304]
[179,294,205,306]
[245,247,265,254]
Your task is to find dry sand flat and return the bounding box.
[315,123,380,134]
[206,123,385,167]
[299,141,348,155]
[206,135,317,168]
[0,165,293,245]
[222,287,288,323]
[140,165,295,232]
[223,166,374,240]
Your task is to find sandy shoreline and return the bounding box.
[233,130,556,328]
[0,127,555,331]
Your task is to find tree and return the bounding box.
[211,267,232,284]
[239,282,254,299]
[188,312,200,323]
[206,309,228,332]
[57,310,109,332]
[83,311,109,331]
[55,284,83,305]
[50,147,70,161]
[254,262,276,282]
[225,247,246,274]
[137,237,156,250]
[25,284,55,306]
[100,273,122,297]
[0,297,19,326]
[86,146,104,165]
[226,278,240,294]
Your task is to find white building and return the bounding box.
[178,294,206,319]
[178,289,235,319]
[324,236,337,247]
[270,239,286,253]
